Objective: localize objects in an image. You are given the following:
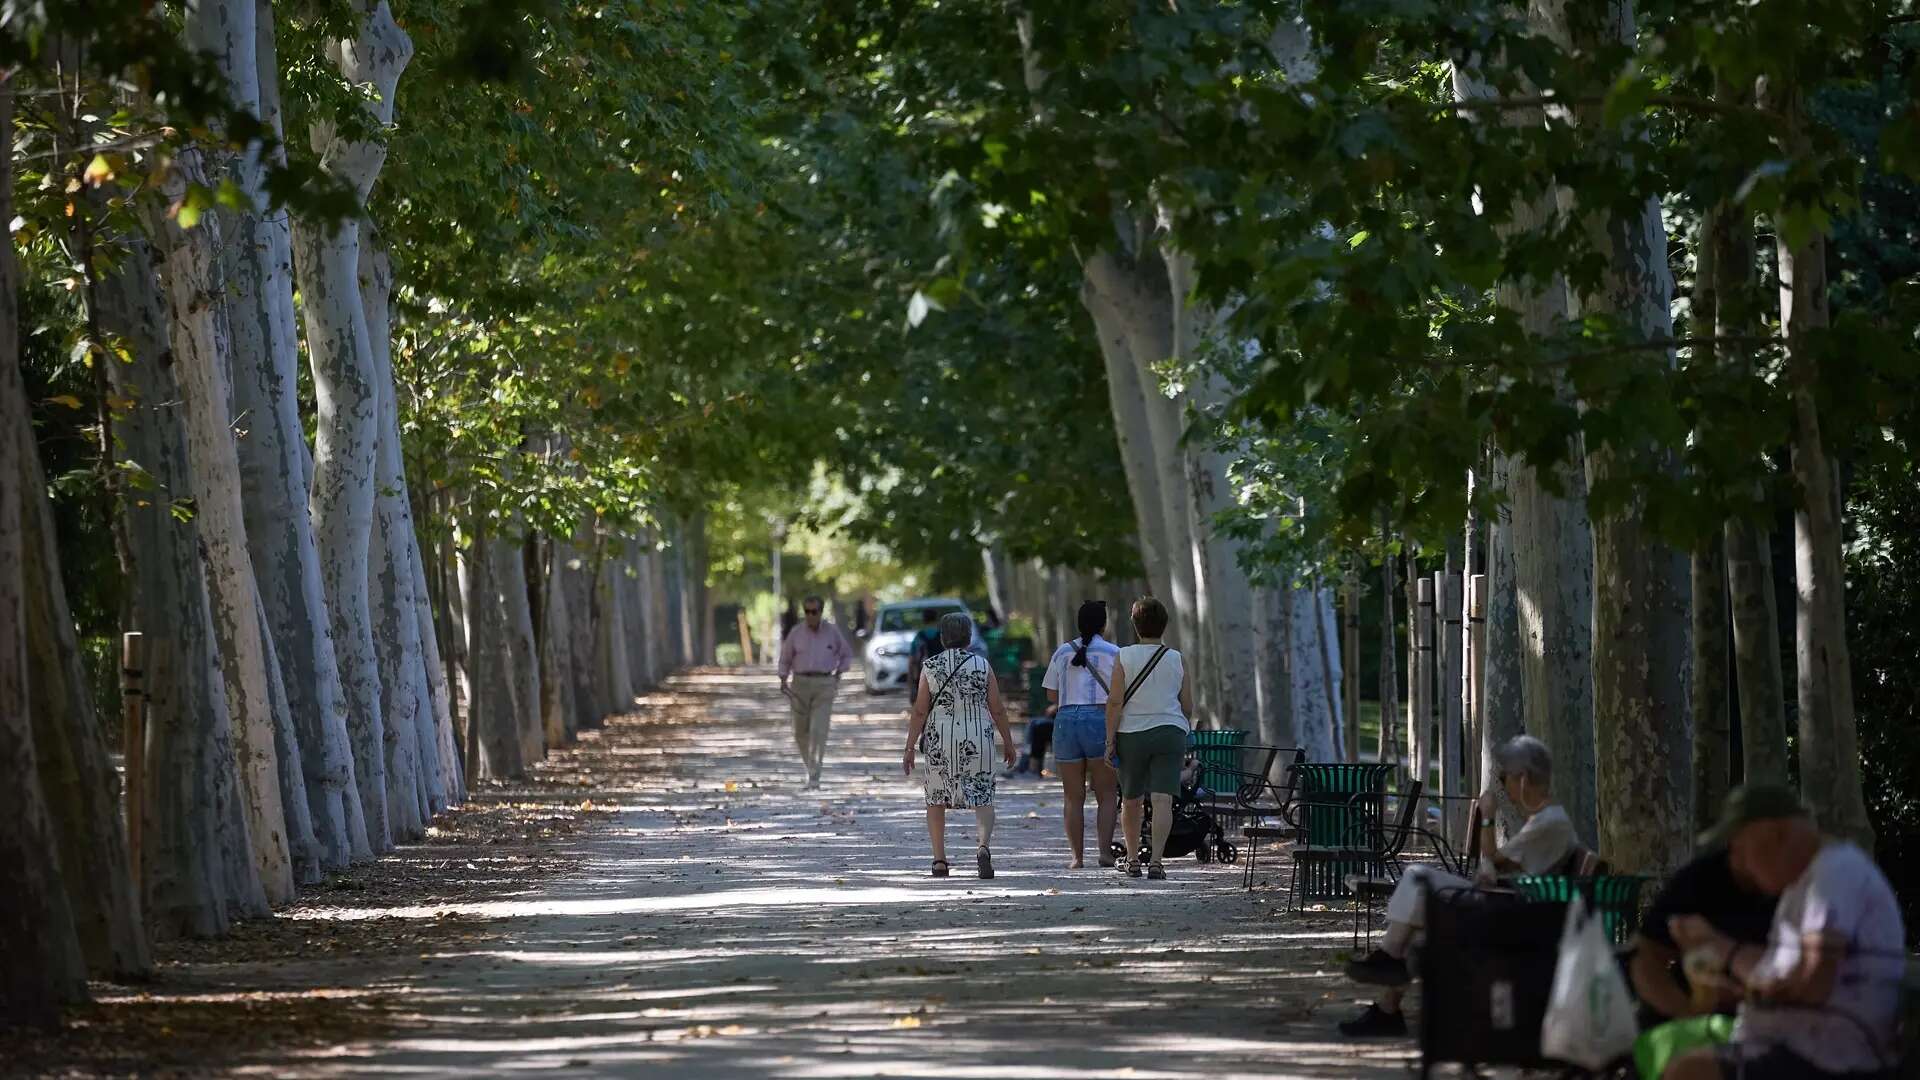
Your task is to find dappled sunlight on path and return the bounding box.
[245,669,1415,1078]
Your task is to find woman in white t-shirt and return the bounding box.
[1041,601,1123,869]
[1102,597,1193,881]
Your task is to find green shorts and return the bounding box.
[1116,725,1186,798]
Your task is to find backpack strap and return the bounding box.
[1122,645,1171,706]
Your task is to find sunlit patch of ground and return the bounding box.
[4,667,1420,1078]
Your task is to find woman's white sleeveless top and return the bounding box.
[1116,644,1187,734]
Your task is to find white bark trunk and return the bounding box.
[357,238,428,840]
[409,527,460,809]
[494,529,544,767]
[150,152,293,907]
[541,543,577,747]
[1453,52,1598,842]
[187,0,325,892]
[457,526,524,780]
[1552,0,1693,870]
[1481,459,1527,784]
[1779,208,1872,846]
[598,548,636,708]
[233,0,364,866]
[1290,587,1341,761]
[622,546,649,696]
[94,233,241,936]
[1251,588,1296,752]
[1082,249,1202,660]
[1079,277,1174,603]
[295,0,413,852]
[559,534,603,726]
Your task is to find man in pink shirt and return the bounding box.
[778,595,853,788]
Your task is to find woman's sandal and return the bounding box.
[1147,862,1167,880]
[976,847,994,880]
[931,859,950,878]
[1124,860,1143,878]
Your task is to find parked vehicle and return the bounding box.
[861,597,986,693]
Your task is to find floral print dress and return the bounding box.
[919,650,996,808]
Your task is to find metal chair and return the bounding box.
[1341,780,1425,949]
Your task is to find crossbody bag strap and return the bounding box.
[926,652,977,706]
[1122,645,1171,706]
[1073,642,1111,695]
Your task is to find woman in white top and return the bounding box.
[904,613,1017,878]
[1041,601,1123,869]
[1103,597,1193,880]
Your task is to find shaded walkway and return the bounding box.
[220,669,1415,1077]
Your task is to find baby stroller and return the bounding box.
[1109,764,1238,864]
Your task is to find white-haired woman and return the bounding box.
[904,612,1017,879]
[1337,734,1577,1038]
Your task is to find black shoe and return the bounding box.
[1344,949,1410,987]
[1337,1003,1407,1038]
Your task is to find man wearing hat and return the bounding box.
[1661,785,1905,1080]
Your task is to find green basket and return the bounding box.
[1188,729,1250,793]
[1290,763,1396,901]
[1511,874,1650,944]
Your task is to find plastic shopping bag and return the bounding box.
[1540,894,1640,1069]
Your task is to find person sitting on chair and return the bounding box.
[1337,734,1577,1038]
[1661,786,1905,1080]
[1629,843,1778,1023]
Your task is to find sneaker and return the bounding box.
[1336,1003,1407,1038]
[1344,949,1411,987]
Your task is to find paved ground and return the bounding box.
[226,668,1419,1078]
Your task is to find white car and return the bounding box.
[862,597,988,693]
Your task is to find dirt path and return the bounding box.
[22,668,1420,1078]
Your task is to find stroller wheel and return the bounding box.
[1217,841,1238,864]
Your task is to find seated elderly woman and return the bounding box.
[1337,734,1578,1038]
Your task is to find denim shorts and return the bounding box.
[1052,704,1108,763]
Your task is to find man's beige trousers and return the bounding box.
[789,674,838,782]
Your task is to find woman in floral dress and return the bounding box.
[904,612,1017,879]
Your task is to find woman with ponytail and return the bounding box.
[1040,601,1123,868]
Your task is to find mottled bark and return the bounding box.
[18,417,152,974]
[1775,107,1870,843]
[1077,278,1173,604]
[152,151,293,906]
[234,0,365,868]
[1377,535,1401,765]
[1690,214,1731,829]
[295,0,414,853]
[1090,247,1190,661]
[1453,52,1597,841]
[359,238,429,839]
[94,237,256,936]
[494,525,544,767]
[458,526,525,780]
[1552,0,1693,874]
[0,163,92,1009]
[540,542,577,748]
[558,534,603,727]
[1482,459,1527,780]
[598,547,636,709]
[185,0,322,896]
[1714,161,1790,787]
[1252,588,1297,752]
